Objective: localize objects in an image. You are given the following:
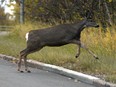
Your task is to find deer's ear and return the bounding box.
[86,10,94,19]
[86,10,91,19]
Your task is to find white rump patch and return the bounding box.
[25,32,29,41]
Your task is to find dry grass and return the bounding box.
[0,23,116,83]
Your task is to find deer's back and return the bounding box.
[27,24,78,46]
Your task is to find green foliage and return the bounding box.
[0,4,16,25]
[14,0,116,26]
[107,0,112,2]
[0,7,7,25]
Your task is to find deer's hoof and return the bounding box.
[94,56,99,59]
[17,69,24,73]
[75,56,78,58]
[95,57,99,59]
[27,70,31,73]
[25,69,31,73]
[75,55,79,58]
[20,71,24,73]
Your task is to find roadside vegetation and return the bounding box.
[0,22,116,83]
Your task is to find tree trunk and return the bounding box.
[103,0,113,26]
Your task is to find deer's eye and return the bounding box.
[88,19,93,22]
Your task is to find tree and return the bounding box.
[14,0,115,26]
[0,0,16,25]
[0,6,7,25]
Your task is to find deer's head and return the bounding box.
[84,10,99,28]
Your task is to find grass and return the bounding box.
[0,22,116,83]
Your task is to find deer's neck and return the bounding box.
[72,19,86,32]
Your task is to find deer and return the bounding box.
[18,11,99,73]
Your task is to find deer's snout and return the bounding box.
[95,24,99,28]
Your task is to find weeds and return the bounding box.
[0,23,116,83]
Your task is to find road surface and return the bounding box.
[0,58,96,87]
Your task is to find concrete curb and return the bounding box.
[0,54,116,87]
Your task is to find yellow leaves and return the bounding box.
[106,30,116,50]
[100,29,116,52]
[82,27,116,53]
[107,0,112,2]
[108,0,112,2]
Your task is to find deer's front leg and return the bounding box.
[80,42,99,59]
[75,44,81,58]
[24,57,31,73]
[70,40,81,58]
[18,55,24,73]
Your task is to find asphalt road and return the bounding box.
[0,58,96,87]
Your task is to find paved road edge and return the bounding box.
[0,54,116,87]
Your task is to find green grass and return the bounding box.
[0,23,116,83]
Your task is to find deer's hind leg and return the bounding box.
[18,48,28,73]
[18,41,43,73]
[75,44,81,58]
